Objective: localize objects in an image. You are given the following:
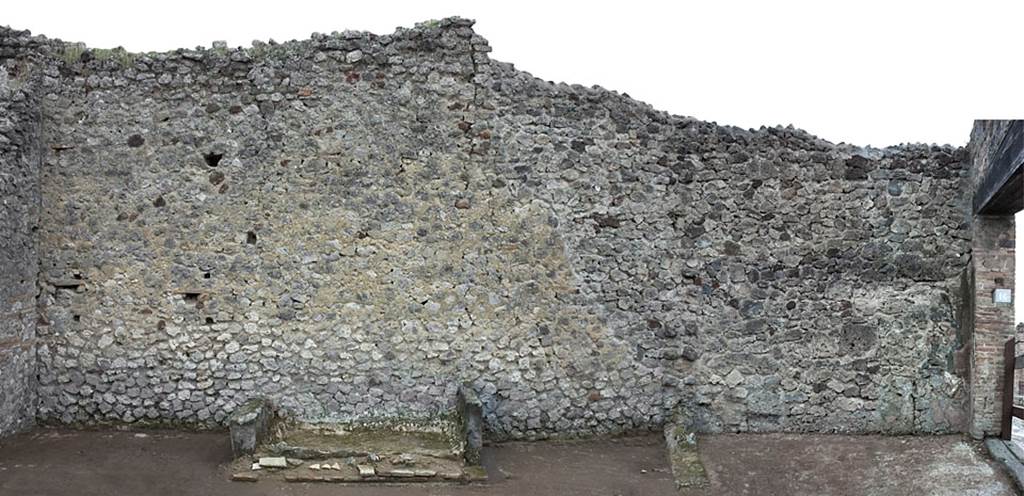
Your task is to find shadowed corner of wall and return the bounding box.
[664,402,709,491]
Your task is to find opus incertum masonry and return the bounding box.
[0,19,1019,455]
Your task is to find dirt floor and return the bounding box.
[0,429,1016,496]
[0,429,674,496]
[692,433,1016,496]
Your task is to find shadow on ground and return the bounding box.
[0,429,1015,496]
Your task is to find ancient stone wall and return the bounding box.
[480,65,975,435]
[0,28,43,436]
[3,19,976,439]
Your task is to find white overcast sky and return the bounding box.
[6,0,1024,322]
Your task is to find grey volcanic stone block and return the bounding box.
[457,384,483,464]
[229,399,273,457]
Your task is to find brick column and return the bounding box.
[970,215,1017,438]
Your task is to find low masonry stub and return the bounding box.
[458,384,484,465]
[228,398,273,457]
[664,408,709,490]
[664,423,708,490]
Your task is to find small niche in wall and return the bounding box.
[181,292,204,309]
[127,134,145,148]
[52,281,83,290]
[51,276,85,291]
[203,152,223,167]
[246,231,257,245]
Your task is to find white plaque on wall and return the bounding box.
[993,288,1013,304]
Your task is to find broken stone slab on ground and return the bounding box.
[256,456,288,468]
[227,386,486,484]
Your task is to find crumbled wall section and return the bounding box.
[4,18,974,438]
[0,28,43,436]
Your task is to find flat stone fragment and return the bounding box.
[231,472,259,482]
[724,369,744,388]
[258,456,288,468]
[285,474,361,483]
[392,453,414,465]
[356,464,375,477]
[381,467,416,477]
[462,466,488,482]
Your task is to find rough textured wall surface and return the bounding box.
[481,64,974,435]
[0,29,42,436]
[4,19,975,439]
